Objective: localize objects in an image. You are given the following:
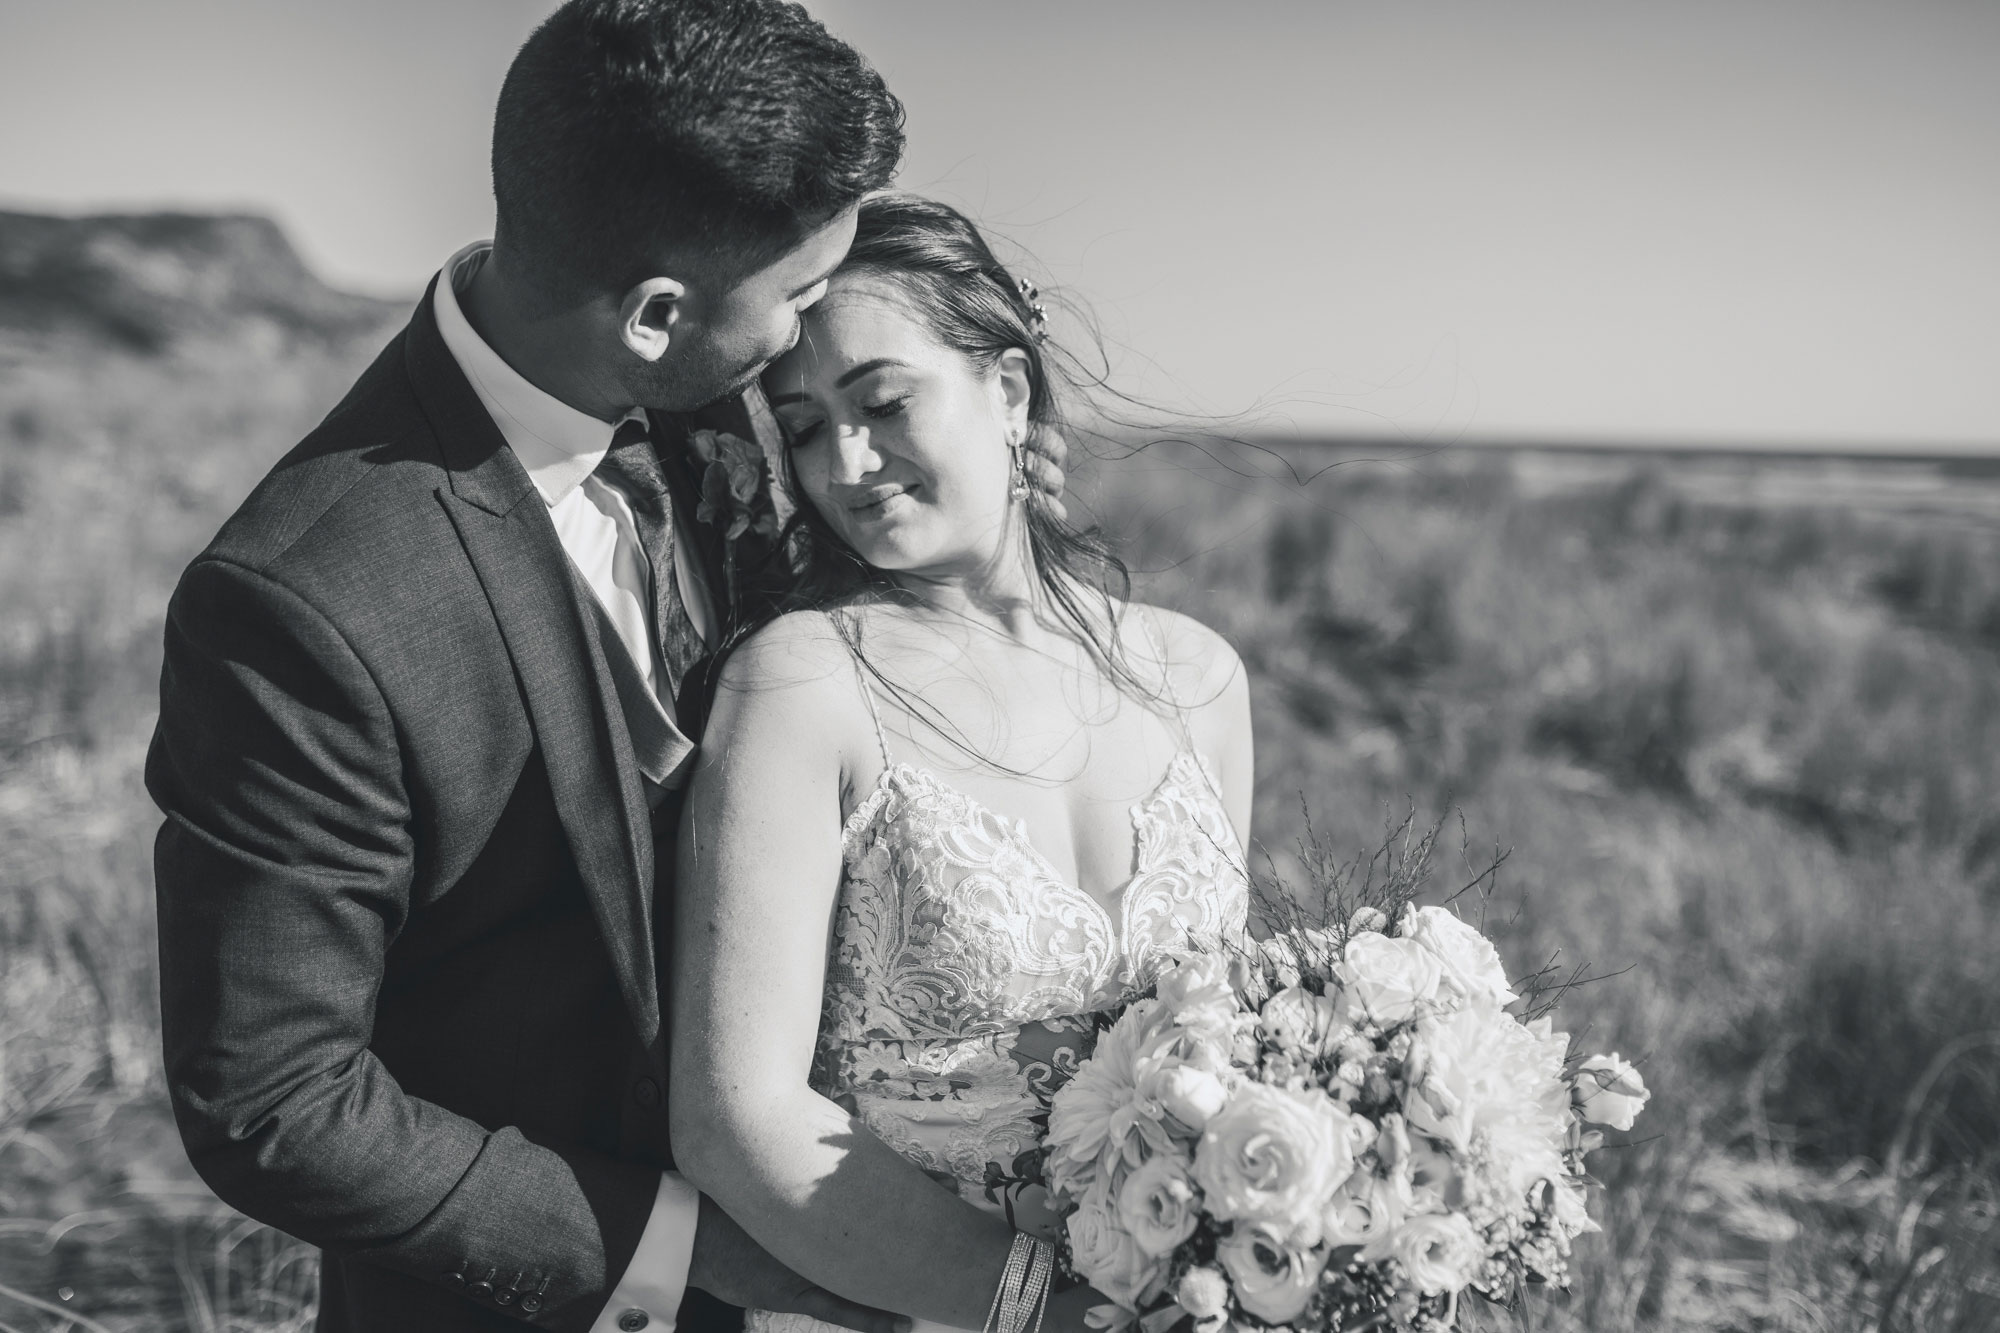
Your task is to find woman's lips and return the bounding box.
[846,484,916,516]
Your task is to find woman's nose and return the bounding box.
[829,425,881,485]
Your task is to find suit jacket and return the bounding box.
[147,282,778,1333]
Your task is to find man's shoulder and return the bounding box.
[199,324,449,585]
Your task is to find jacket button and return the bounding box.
[632,1077,660,1108]
[495,1287,516,1307]
[445,1271,467,1288]
[520,1294,544,1314]
[618,1310,650,1331]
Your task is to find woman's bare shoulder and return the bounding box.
[710,609,859,717]
[1122,601,1246,707]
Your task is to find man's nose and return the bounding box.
[830,425,880,485]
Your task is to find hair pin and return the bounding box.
[1015,276,1050,344]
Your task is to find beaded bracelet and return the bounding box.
[982,1234,1054,1333]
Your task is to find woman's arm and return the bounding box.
[668,615,1014,1329]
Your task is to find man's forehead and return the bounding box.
[766,208,859,283]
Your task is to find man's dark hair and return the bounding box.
[492,0,904,295]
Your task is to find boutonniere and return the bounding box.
[687,428,783,605]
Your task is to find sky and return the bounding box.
[2,0,1996,449]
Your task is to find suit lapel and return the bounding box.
[405,281,661,1046]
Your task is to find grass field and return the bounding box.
[1,331,1997,1331]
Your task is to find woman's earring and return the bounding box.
[1009,430,1033,503]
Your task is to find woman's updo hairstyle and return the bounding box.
[771,192,1159,732]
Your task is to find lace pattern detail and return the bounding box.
[815,750,1247,1166]
[752,748,1245,1333]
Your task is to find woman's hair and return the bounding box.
[764,193,1163,756]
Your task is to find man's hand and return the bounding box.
[1022,427,1069,523]
[689,1195,911,1333]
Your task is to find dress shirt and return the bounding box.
[433,242,703,1333]
[435,242,717,668]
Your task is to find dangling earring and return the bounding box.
[1009,428,1032,503]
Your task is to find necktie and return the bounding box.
[592,418,707,700]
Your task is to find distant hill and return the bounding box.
[0,209,404,355]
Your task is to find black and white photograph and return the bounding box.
[1,3,1996,1331]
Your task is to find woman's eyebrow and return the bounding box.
[768,358,911,405]
[834,357,907,389]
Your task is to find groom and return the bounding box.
[149,3,1059,1331]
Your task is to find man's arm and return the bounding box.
[150,557,656,1330]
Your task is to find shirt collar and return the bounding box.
[431,241,645,507]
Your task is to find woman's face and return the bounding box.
[762,273,1030,579]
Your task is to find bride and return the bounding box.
[669,194,1252,1333]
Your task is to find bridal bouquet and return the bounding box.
[1039,906,1648,1332]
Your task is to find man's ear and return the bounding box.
[618,276,687,363]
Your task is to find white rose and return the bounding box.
[1390,1211,1484,1295]
[1116,1153,1201,1257]
[1399,906,1517,1009]
[1321,1170,1403,1257]
[1066,1181,1167,1308]
[1192,1083,1356,1244]
[1573,1053,1649,1131]
[1336,932,1443,1025]
[1149,1061,1231,1131]
[1174,1266,1230,1321]
[1260,986,1341,1056]
[1216,1222,1329,1324]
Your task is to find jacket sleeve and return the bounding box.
[148,556,657,1330]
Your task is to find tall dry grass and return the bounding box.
[0,341,378,1332]
[1,342,1996,1329]
[1093,441,2000,1330]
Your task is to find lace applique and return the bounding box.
[759,750,1246,1333]
[815,749,1248,1181]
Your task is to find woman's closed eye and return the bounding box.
[780,416,825,448]
[860,394,910,421]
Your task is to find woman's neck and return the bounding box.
[886,522,1049,642]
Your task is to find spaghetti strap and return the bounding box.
[1137,606,1198,751]
[834,609,895,770]
[1138,608,1180,711]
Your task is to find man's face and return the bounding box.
[632,207,859,413]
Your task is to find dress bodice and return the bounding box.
[745,625,1249,1333]
[814,749,1249,1193]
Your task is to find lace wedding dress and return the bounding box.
[745,654,1250,1333]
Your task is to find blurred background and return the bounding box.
[2,3,1997,1330]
